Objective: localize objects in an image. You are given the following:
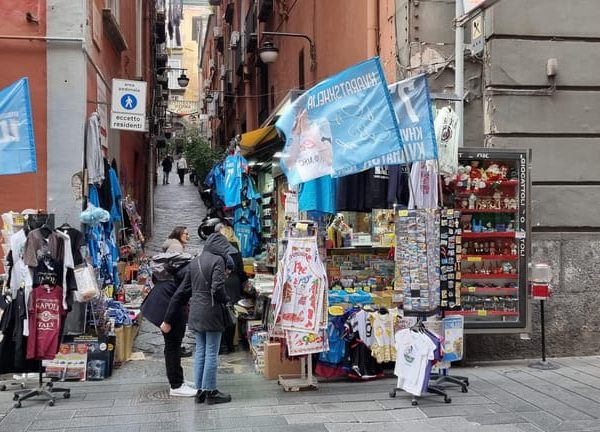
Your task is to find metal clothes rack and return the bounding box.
[389,315,453,405]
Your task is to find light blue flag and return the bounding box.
[275,57,403,185]
[343,74,438,173]
[0,78,37,175]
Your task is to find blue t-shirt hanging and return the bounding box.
[298,175,336,214]
[224,154,248,207]
[235,220,257,257]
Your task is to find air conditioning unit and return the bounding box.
[209,59,216,71]
[213,26,222,38]
[229,31,240,49]
[220,65,227,80]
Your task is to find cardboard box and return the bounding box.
[263,342,302,380]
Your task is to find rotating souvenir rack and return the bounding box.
[272,220,328,392]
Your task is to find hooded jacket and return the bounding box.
[162,238,184,253]
[164,233,237,333]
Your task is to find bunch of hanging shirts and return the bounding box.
[204,153,261,257]
[394,325,443,396]
[316,307,400,380]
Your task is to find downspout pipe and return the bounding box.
[367,0,378,57]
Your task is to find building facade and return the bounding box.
[0,0,154,231]
[396,0,600,359]
[200,0,397,150]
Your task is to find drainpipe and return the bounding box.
[367,0,378,57]
[243,0,257,130]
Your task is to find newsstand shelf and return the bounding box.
[462,232,516,239]
[461,287,519,295]
[463,255,519,261]
[451,310,519,317]
[461,273,519,279]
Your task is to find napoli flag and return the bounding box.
[350,74,438,171]
[0,78,37,175]
[275,57,403,185]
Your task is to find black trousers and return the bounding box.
[162,314,186,389]
[177,169,185,184]
[222,324,235,351]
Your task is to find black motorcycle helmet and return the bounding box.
[198,217,222,240]
[200,188,212,208]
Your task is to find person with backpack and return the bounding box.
[141,252,196,397]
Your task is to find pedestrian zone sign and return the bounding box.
[110,79,147,132]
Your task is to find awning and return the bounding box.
[240,125,278,157]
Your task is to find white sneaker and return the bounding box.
[169,384,197,397]
[185,380,196,389]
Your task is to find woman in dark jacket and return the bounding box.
[215,223,248,354]
[161,232,236,405]
[140,253,195,397]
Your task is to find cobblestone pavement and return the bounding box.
[3,181,600,431]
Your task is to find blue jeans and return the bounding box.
[194,331,222,391]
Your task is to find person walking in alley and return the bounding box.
[215,223,247,354]
[176,154,188,185]
[141,253,196,397]
[162,226,190,253]
[161,154,173,185]
[161,232,237,405]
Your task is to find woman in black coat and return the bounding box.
[161,232,236,405]
[215,223,248,354]
[140,254,196,397]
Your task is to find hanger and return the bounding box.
[58,222,72,230]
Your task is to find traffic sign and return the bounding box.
[110,79,147,132]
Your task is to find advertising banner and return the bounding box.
[275,57,403,185]
[0,78,37,175]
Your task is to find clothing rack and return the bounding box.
[4,220,74,407]
[389,316,452,405]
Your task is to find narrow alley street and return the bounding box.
[2,181,600,432]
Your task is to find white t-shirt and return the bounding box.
[370,312,397,363]
[347,310,375,347]
[408,160,439,209]
[394,329,437,396]
[177,158,187,170]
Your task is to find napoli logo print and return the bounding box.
[121,94,137,110]
[403,345,415,363]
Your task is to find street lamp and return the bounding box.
[253,31,316,71]
[157,67,190,88]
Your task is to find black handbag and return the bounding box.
[221,303,236,329]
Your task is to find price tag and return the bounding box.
[15,215,25,226]
[477,310,487,317]
[398,210,409,217]
[468,287,476,293]
[515,231,526,239]
[446,209,454,216]
[467,256,482,262]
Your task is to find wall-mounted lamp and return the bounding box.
[253,31,316,71]
[204,93,214,103]
[157,67,190,88]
